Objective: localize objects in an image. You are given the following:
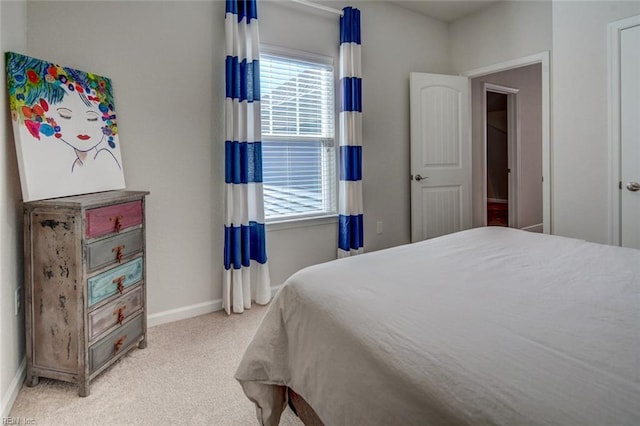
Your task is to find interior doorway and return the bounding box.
[462,52,550,234]
[468,62,544,232]
[484,85,519,227]
[486,91,509,226]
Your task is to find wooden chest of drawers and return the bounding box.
[23,190,149,397]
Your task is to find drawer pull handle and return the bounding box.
[114,336,127,354]
[114,305,127,325]
[112,276,125,294]
[112,245,125,263]
[110,215,123,233]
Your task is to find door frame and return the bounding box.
[461,51,551,234]
[483,83,520,227]
[607,14,640,246]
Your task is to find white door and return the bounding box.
[621,24,640,249]
[410,73,471,242]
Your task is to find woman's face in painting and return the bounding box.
[55,89,105,152]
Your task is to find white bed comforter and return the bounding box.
[235,227,640,425]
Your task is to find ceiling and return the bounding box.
[389,0,500,23]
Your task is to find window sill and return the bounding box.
[266,214,338,232]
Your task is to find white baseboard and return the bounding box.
[1,357,26,418]
[147,300,223,327]
[520,223,543,233]
[147,285,284,327]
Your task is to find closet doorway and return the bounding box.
[484,85,518,227]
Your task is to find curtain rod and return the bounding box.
[289,0,344,16]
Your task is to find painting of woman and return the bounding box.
[6,52,126,201]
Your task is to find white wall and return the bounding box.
[259,0,451,283]
[551,1,640,243]
[353,1,450,251]
[26,1,224,318]
[471,64,543,230]
[1,1,27,417]
[10,0,453,308]
[452,0,640,243]
[0,1,450,409]
[450,0,552,74]
[24,0,450,302]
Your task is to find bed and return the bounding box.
[235,227,640,425]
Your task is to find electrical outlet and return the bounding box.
[15,287,22,316]
[376,221,383,235]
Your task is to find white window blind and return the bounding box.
[260,51,336,220]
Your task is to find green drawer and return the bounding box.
[86,228,143,271]
[88,257,143,307]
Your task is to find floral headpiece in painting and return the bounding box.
[6,52,118,149]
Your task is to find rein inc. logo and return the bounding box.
[1,418,35,425]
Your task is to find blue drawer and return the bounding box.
[88,257,143,307]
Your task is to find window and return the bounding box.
[260,48,336,221]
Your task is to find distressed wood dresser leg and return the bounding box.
[78,380,90,397]
[25,374,39,387]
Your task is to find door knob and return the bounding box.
[626,182,640,192]
[413,174,427,181]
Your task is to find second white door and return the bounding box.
[410,73,471,242]
[621,23,640,249]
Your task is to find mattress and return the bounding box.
[235,227,640,425]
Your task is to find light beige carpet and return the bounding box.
[10,304,302,425]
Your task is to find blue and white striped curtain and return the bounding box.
[338,7,363,258]
[223,0,270,314]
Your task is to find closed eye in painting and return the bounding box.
[57,107,72,119]
[86,111,99,122]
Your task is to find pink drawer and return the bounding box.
[86,201,142,239]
